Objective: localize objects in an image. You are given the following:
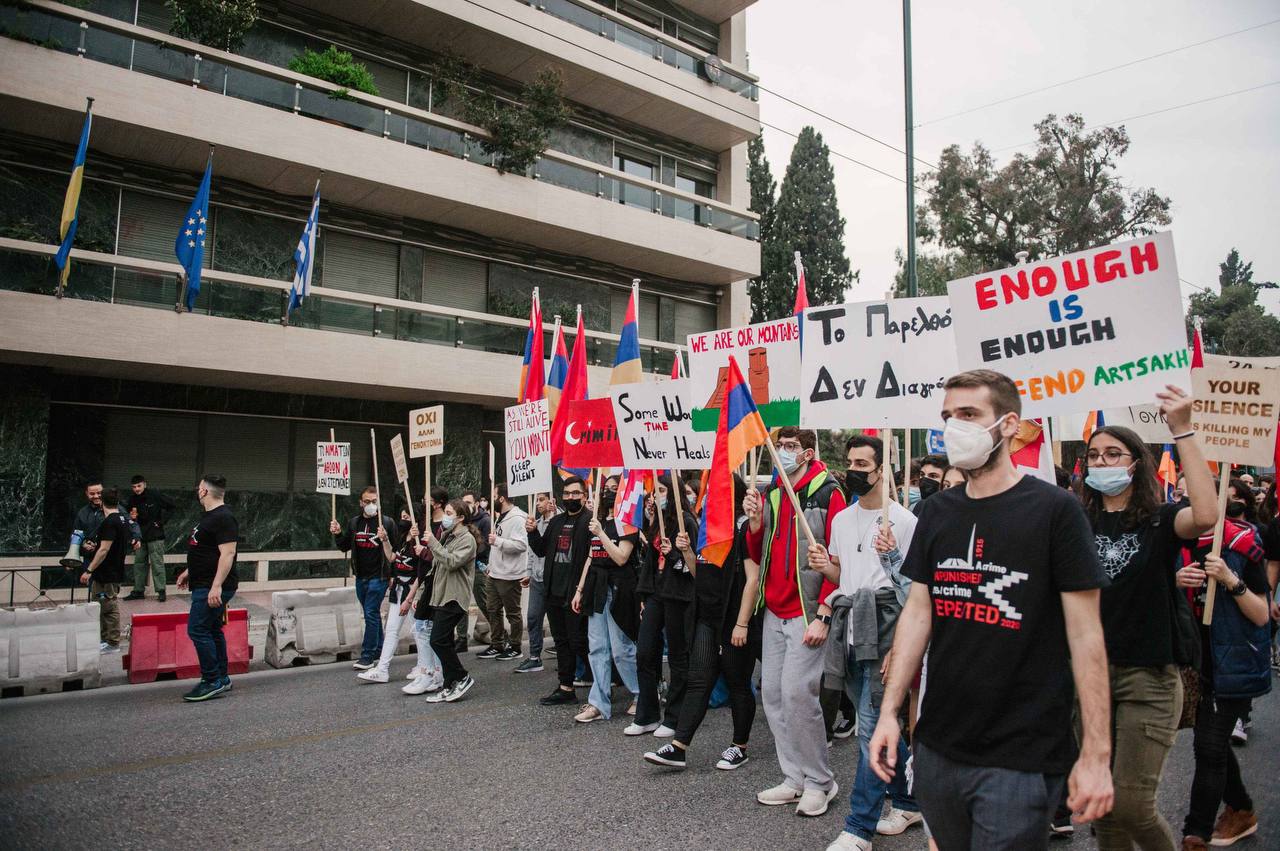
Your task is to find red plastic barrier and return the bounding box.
[123,609,252,684]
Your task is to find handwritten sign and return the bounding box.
[408,405,444,458]
[609,379,713,469]
[315,442,351,495]
[688,316,800,432]
[560,397,624,468]
[1191,355,1280,465]
[390,434,410,484]
[1057,405,1172,444]
[800,296,958,429]
[947,232,1189,417]
[504,399,552,497]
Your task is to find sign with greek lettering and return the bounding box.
[504,399,552,497]
[609,379,714,469]
[1191,354,1280,465]
[315,442,351,495]
[687,317,801,432]
[390,434,410,484]
[408,405,444,458]
[800,297,958,429]
[947,232,1189,417]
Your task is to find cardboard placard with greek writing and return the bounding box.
[687,317,801,432]
[504,399,552,497]
[947,232,1189,417]
[609,379,713,469]
[315,442,351,495]
[408,405,444,458]
[1191,356,1280,465]
[390,434,410,483]
[800,296,958,429]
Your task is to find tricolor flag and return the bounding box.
[287,179,320,318]
[518,289,545,403]
[54,97,93,293]
[614,469,651,535]
[794,251,809,351]
[1157,443,1178,501]
[1082,409,1105,443]
[698,356,769,566]
[550,306,590,470]
[546,315,569,419]
[176,152,213,312]
[611,280,643,386]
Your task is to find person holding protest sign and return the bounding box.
[516,491,560,675]
[403,487,448,696]
[416,498,480,703]
[478,484,527,662]
[528,477,593,706]
[631,475,697,738]
[1079,386,1216,851]
[357,514,427,685]
[331,486,398,671]
[868,369,1112,850]
[746,427,845,817]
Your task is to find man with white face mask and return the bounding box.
[331,485,400,670]
[866,369,1113,851]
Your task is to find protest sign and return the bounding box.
[1191,356,1280,466]
[408,405,444,458]
[800,296,958,429]
[560,397,624,468]
[1057,405,1171,444]
[315,442,351,495]
[609,379,713,469]
[390,434,410,483]
[947,232,1189,418]
[688,316,800,432]
[504,399,552,497]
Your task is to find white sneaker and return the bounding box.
[357,668,390,683]
[653,724,676,738]
[825,832,872,851]
[624,722,659,736]
[876,808,923,835]
[757,782,804,806]
[1230,719,1248,745]
[402,674,432,695]
[425,675,444,693]
[796,782,839,817]
[405,666,425,680]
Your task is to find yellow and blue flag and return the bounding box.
[54,98,94,290]
[176,153,213,311]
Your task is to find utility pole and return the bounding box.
[903,0,921,461]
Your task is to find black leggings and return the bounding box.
[673,620,758,748]
[1184,693,1254,840]
[636,596,693,727]
[429,602,468,687]
[545,600,589,690]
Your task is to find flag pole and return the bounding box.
[882,428,894,525]
[655,476,666,542]
[329,428,337,524]
[370,428,383,524]
[1201,464,1233,625]
[761,438,818,550]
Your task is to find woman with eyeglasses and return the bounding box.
[1077,385,1217,850]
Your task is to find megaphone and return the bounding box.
[60,531,84,569]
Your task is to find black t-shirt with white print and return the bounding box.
[903,475,1104,775]
[186,504,239,593]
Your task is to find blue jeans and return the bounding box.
[845,656,918,840]
[355,576,387,661]
[586,586,639,719]
[526,575,546,659]
[188,586,235,682]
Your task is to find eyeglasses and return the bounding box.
[778,441,804,452]
[562,491,584,498]
[1086,449,1133,465]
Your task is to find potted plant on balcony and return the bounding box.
[165,0,259,53]
[288,44,380,103]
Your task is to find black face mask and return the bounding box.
[844,469,875,497]
[396,519,412,536]
[562,498,583,514]
[1226,501,1246,518]
[600,492,616,510]
[918,477,941,501]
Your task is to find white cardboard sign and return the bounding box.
[947,232,1189,417]
[315,442,351,495]
[408,405,444,458]
[800,296,958,429]
[1191,354,1280,466]
[504,399,552,497]
[687,316,801,432]
[609,379,713,469]
[390,434,410,483]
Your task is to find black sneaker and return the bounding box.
[352,658,376,671]
[496,647,521,661]
[476,647,501,660]
[219,675,233,692]
[124,591,145,601]
[540,687,577,706]
[544,646,558,657]
[445,675,474,702]
[1049,813,1074,837]
[832,717,855,739]
[716,745,749,770]
[514,657,544,673]
[644,743,686,769]
[182,679,224,702]
[157,592,166,602]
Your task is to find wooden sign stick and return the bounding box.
[329,427,337,524]
[882,428,894,525]
[369,428,383,521]
[762,438,818,550]
[1201,466,1233,626]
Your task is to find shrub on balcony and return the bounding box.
[288,45,380,99]
[165,0,259,53]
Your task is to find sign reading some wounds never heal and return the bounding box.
[800,296,958,429]
[504,398,552,497]
[947,232,1189,418]
[316,442,351,495]
[408,405,444,458]
[609,379,713,469]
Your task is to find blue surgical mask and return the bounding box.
[778,448,800,473]
[657,497,668,511]
[441,515,457,530]
[1085,466,1133,496]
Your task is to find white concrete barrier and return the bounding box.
[1,603,102,696]
[265,587,413,668]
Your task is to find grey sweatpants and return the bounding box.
[761,609,833,793]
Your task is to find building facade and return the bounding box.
[0,0,760,584]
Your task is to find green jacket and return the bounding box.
[425,524,476,610]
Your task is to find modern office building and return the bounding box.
[0,0,760,584]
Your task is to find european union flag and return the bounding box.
[176,154,212,311]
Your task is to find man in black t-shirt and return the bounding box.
[330,486,398,670]
[177,474,240,702]
[868,370,1113,850]
[80,488,129,652]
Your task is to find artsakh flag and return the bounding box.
[546,316,569,419]
[698,356,769,566]
[614,469,651,536]
[611,281,643,386]
[794,251,809,352]
[550,307,589,467]
[518,289,545,404]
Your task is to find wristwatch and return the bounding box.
[1229,578,1248,597]
[816,613,832,625]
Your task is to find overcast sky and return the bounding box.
[746,0,1280,314]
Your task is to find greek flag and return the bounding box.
[288,181,320,317]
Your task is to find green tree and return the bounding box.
[917,113,1171,269]
[746,134,789,322]
[1186,248,1280,356]
[891,249,983,298]
[166,0,259,52]
[763,126,856,319]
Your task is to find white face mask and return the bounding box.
[440,515,456,530]
[363,502,378,518]
[943,413,1009,471]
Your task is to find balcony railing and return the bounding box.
[0,238,684,373]
[3,1,759,243]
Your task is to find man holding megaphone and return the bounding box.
[61,482,106,569]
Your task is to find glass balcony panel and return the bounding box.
[209,281,282,324]
[396,310,456,345]
[458,319,524,356]
[83,23,133,68]
[537,158,598,195]
[112,268,180,309]
[0,6,81,56]
[541,0,605,34]
[224,66,295,111]
[131,38,194,83]
[296,87,383,136]
[615,22,658,59]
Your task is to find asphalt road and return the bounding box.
[1,652,1275,850]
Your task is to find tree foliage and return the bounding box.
[166,0,259,52]
[892,249,983,298]
[917,113,1171,270]
[288,46,380,98]
[1186,248,1280,357]
[746,134,787,322]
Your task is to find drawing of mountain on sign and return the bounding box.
[693,347,800,431]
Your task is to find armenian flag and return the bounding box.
[1157,443,1178,500]
[794,251,809,351]
[550,306,590,470]
[1082,409,1105,443]
[54,98,93,292]
[518,289,545,403]
[611,280,642,386]
[698,356,769,566]
[545,315,569,419]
